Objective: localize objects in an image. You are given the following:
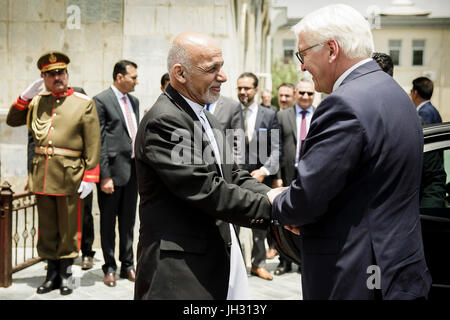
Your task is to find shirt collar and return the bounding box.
[179,93,204,118]
[332,58,372,92]
[295,104,314,115]
[416,100,430,112]
[241,100,258,112]
[111,84,127,100]
[51,87,74,98]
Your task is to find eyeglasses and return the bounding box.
[298,91,314,96]
[44,69,67,77]
[295,41,327,64]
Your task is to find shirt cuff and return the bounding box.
[260,166,270,176]
[13,96,31,111]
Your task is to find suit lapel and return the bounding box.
[128,95,139,125]
[253,106,264,140]
[107,87,130,137]
[205,111,229,179]
[288,107,297,142]
[165,84,199,123]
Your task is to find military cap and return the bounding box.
[37,52,70,73]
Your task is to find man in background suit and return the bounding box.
[261,89,278,112]
[273,79,316,275]
[205,95,242,132]
[277,83,295,110]
[93,60,139,287]
[237,72,280,281]
[160,72,170,92]
[411,76,442,125]
[269,4,431,299]
[134,31,272,300]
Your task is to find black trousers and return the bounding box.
[97,164,138,275]
[250,175,274,269]
[81,192,95,257]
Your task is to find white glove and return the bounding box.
[21,78,44,101]
[77,182,94,199]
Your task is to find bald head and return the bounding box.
[167,31,227,105]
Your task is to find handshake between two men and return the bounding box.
[266,187,300,236]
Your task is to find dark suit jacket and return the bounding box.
[261,104,278,112]
[277,106,314,185]
[134,85,272,300]
[242,105,280,181]
[272,60,431,299]
[418,101,442,125]
[93,87,139,186]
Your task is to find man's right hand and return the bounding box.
[100,177,114,194]
[21,78,44,101]
[267,186,288,204]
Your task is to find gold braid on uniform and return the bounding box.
[31,116,51,143]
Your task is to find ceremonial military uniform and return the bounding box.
[6,52,100,295]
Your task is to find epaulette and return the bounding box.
[73,92,91,101]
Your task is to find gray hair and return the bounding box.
[167,42,192,73]
[293,4,374,60]
[296,78,314,88]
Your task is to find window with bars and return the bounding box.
[412,40,425,66]
[389,40,402,66]
[283,39,296,64]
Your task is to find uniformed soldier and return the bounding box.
[6,52,101,295]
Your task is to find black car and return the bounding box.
[269,122,450,299]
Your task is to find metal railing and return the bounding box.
[0,181,41,288]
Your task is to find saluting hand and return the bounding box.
[21,78,44,101]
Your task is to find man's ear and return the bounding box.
[173,64,186,83]
[328,39,339,64]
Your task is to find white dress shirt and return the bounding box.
[181,94,250,300]
[241,101,258,141]
[110,85,138,138]
[241,101,272,176]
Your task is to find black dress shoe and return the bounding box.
[37,259,60,294]
[59,258,74,295]
[37,278,60,294]
[274,263,292,276]
[60,278,73,295]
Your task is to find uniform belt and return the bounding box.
[35,146,82,157]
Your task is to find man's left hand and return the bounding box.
[78,182,94,199]
[266,186,288,204]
